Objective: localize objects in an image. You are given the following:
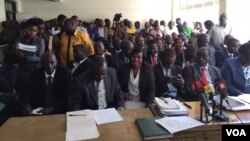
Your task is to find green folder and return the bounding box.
[135,117,173,140]
[0,102,6,111]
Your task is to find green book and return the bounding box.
[0,102,6,111]
[135,117,173,140]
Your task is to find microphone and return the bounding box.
[214,78,229,121]
[214,78,230,108]
[193,79,210,115]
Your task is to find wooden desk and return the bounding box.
[0,102,250,141]
[0,108,153,141]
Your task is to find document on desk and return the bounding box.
[155,116,204,134]
[214,95,250,111]
[66,110,99,141]
[238,94,250,104]
[92,108,123,125]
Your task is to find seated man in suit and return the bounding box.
[68,56,124,111]
[222,43,250,96]
[111,40,134,71]
[183,47,221,101]
[154,48,184,99]
[69,44,91,80]
[23,52,71,115]
[215,37,240,68]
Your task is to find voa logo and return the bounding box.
[226,129,246,136]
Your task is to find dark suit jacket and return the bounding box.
[175,53,185,68]
[153,64,184,98]
[215,43,226,51]
[27,67,71,114]
[68,67,124,111]
[215,48,239,68]
[221,57,250,96]
[183,62,221,101]
[0,63,17,93]
[111,52,130,71]
[69,58,91,80]
[118,63,155,105]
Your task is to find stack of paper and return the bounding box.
[66,110,99,141]
[154,97,189,116]
[92,108,123,125]
[155,116,204,134]
[238,94,250,104]
[18,42,37,56]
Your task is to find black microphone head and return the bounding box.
[214,78,223,86]
[214,78,228,100]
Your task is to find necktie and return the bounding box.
[46,76,54,106]
[201,68,209,85]
[152,56,157,67]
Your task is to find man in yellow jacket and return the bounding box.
[59,19,94,67]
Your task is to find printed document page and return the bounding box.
[155,116,204,134]
[92,108,123,125]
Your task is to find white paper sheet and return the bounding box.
[214,95,250,111]
[155,116,204,134]
[66,110,99,141]
[239,94,250,104]
[32,107,43,115]
[92,108,123,125]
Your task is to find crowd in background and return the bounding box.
[1,12,250,124]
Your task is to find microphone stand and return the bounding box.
[199,99,210,123]
[216,94,229,121]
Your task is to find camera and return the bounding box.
[114,13,122,22]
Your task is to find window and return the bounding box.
[5,0,16,20]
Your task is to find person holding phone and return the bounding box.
[154,48,185,99]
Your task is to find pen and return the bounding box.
[160,97,168,104]
[68,114,86,116]
[183,102,192,109]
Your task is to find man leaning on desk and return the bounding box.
[68,56,124,111]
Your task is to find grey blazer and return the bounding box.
[183,62,221,101]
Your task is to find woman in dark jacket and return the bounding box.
[118,47,155,109]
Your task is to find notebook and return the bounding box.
[66,110,99,141]
[135,117,173,140]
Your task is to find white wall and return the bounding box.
[16,0,172,24]
[226,0,250,44]
[0,0,6,30]
[172,0,219,29]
